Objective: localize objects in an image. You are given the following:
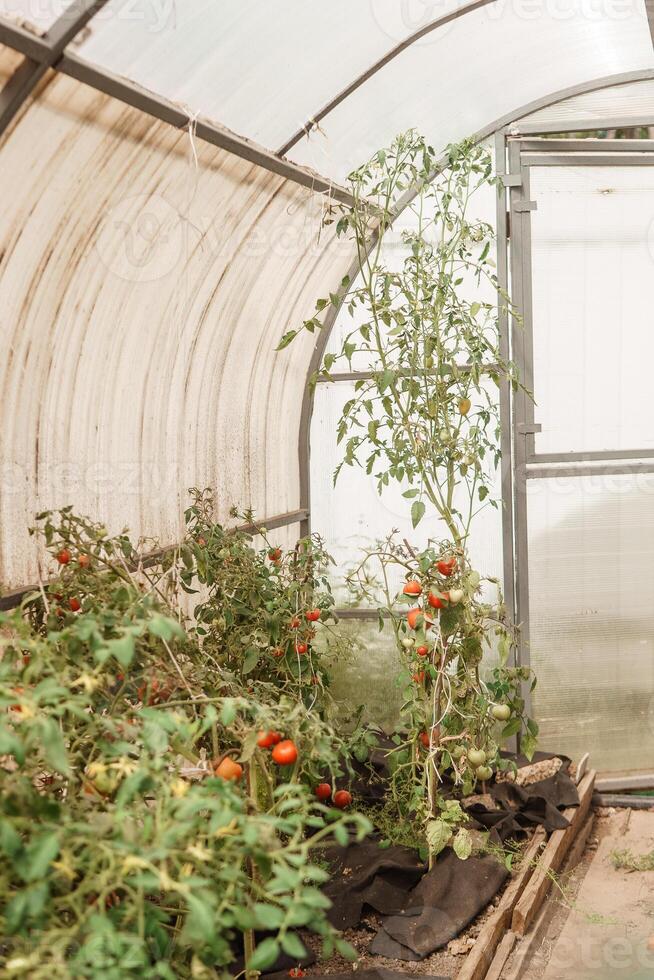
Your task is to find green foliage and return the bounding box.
[279,131,537,859]
[184,489,341,707]
[0,507,370,978]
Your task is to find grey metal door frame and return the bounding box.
[499,137,654,776]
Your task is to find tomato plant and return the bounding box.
[0,509,370,978]
[278,132,538,862]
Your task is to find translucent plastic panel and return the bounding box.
[74,0,470,153]
[530,165,654,454]
[527,473,654,773]
[311,378,504,607]
[0,0,75,34]
[0,72,350,592]
[325,618,405,732]
[518,79,654,131]
[0,41,22,79]
[290,0,654,181]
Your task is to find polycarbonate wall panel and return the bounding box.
[0,0,74,34]
[0,71,351,592]
[527,473,654,773]
[518,79,654,131]
[74,0,471,153]
[0,40,22,79]
[529,165,654,454]
[291,0,654,182]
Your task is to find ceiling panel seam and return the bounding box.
[0,0,110,134]
[277,0,498,157]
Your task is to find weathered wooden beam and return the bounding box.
[511,770,596,937]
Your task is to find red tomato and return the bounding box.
[412,671,426,684]
[271,740,298,766]
[403,580,422,596]
[407,606,432,630]
[215,757,243,781]
[305,608,321,622]
[272,647,285,658]
[427,592,447,610]
[333,790,352,809]
[77,554,91,569]
[257,731,276,749]
[416,645,429,657]
[290,617,301,629]
[437,557,457,577]
[296,642,308,655]
[268,548,282,561]
[419,731,430,748]
[315,782,332,801]
[56,549,71,565]
[69,597,81,612]
[269,731,281,744]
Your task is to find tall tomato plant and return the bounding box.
[279,132,537,859]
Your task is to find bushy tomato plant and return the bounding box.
[0,509,370,978]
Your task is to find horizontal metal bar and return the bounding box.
[528,449,654,464]
[334,608,391,621]
[524,461,654,479]
[515,138,654,152]
[0,508,308,612]
[593,794,654,810]
[516,116,654,136]
[596,774,654,792]
[522,152,654,167]
[314,362,500,383]
[59,52,354,206]
[0,18,51,60]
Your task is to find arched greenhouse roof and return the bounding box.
[1,0,654,596]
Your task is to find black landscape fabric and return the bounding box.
[320,752,579,962]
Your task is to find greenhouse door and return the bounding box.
[507,138,654,777]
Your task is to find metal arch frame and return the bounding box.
[298,73,654,548]
[277,0,498,156]
[0,0,111,133]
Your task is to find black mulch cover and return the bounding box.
[322,748,579,963]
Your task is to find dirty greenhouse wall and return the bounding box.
[0,51,351,591]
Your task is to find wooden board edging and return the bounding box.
[511,769,596,937]
[456,826,547,980]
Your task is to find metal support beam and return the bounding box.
[0,16,354,205]
[0,507,308,612]
[0,0,110,135]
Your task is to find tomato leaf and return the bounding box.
[248,938,280,971]
[281,931,307,959]
[411,500,426,528]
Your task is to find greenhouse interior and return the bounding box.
[3,1,654,978]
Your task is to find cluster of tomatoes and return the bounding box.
[214,733,300,783]
[50,548,93,618]
[314,783,352,809]
[271,607,323,661]
[400,557,466,684]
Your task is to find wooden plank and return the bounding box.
[485,931,517,980]
[511,770,596,937]
[456,827,547,980]
[502,811,594,980]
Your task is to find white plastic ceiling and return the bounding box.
[1,1,654,591]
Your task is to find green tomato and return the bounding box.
[401,638,415,650]
[450,744,466,761]
[467,748,487,767]
[476,765,493,781]
[492,704,511,722]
